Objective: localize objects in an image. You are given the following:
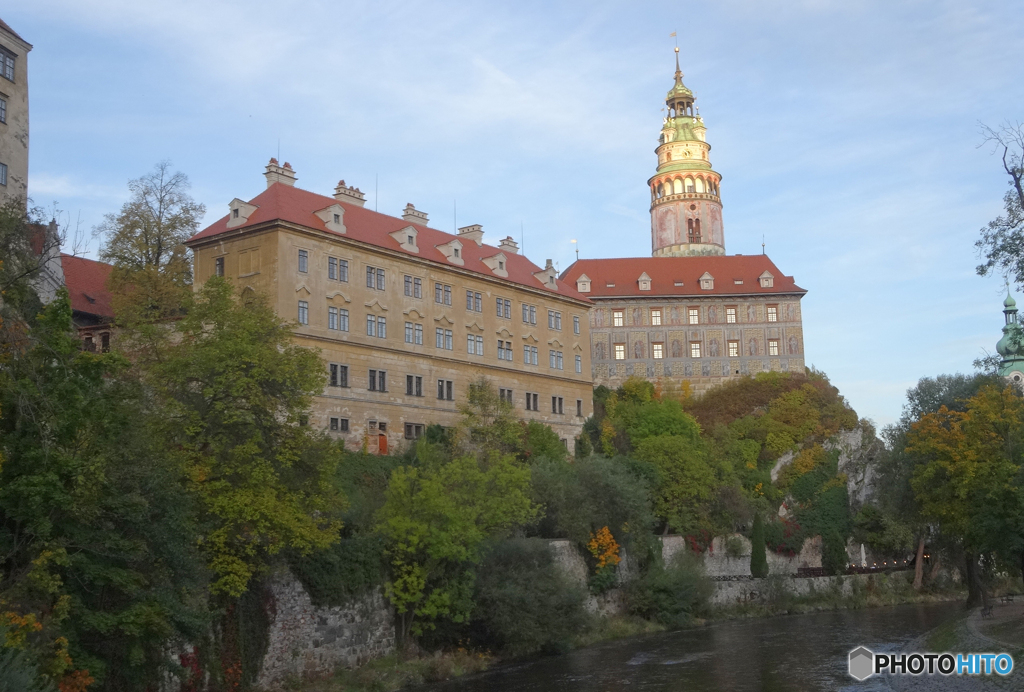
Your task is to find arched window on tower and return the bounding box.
[687,218,695,243]
[657,183,664,198]
[694,218,702,243]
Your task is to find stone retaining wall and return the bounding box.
[710,573,868,606]
[256,569,394,689]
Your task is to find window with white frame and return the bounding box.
[434,283,452,305]
[652,343,664,359]
[404,275,423,297]
[436,328,453,350]
[0,49,13,81]
[298,300,309,325]
[328,256,348,281]
[467,334,484,355]
[498,340,513,361]
[690,342,701,358]
[612,310,624,327]
[768,339,780,356]
[0,98,6,124]
[575,354,582,373]
[548,310,562,330]
[767,305,778,323]
[614,344,625,360]
[726,306,737,323]
[688,308,699,324]
[651,309,662,326]
[523,345,539,365]
[466,290,482,312]
[728,341,739,357]
[366,266,385,290]
[573,315,580,334]
[497,297,511,318]
[522,303,537,325]
[298,250,308,273]
[549,350,563,370]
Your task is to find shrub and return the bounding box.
[0,649,57,692]
[470,539,588,656]
[822,528,849,576]
[289,536,386,606]
[530,456,655,554]
[628,551,713,628]
[725,535,746,558]
[750,514,769,578]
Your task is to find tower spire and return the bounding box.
[648,55,726,258]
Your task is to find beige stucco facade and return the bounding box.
[0,19,30,203]
[189,207,593,455]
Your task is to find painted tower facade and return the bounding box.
[649,47,725,258]
[997,293,1024,383]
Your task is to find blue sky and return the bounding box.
[9,0,1024,426]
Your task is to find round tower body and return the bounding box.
[650,51,726,258]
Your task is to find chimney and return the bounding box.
[264,158,297,188]
[457,224,484,246]
[498,236,519,254]
[333,180,367,207]
[402,203,429,225]
[545,259,554,271]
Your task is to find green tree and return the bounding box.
[975,122,1024,287]
[0,291,207,688]
[376,449,538,641]
[95,161,204,322]
[632,435,717,535]
[750,513,769,578]
[148,277,345,596]
[907,384,1024,605]
[822,528,849,576]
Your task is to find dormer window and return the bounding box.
[454,248,460,258]
[759,271,774,288]
[232,209,239,219]
[699,272,714,290]
[335,213,341,224]
[637,271,652,291]
[499,261,504,270]
[576,273,591,293]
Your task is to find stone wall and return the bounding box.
[256,569,394,689]
[710,573,869,606]
[546,539,631,616]
[661,534,822,577]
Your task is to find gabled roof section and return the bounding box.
[188,182,588,302]
[60,254,114,319]
[559,255,805,298]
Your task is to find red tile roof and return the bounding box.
[60,254,114,319]
[188,182,589,303]
[560,255,805,298]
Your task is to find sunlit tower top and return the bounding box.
[649,48,725,257]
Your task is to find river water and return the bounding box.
[427,603,960,692]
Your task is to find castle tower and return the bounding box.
[649,48,725,257]
[997,292,1024,383]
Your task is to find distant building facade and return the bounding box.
[561,49,807,393]
[0,18,30,203]
[186,161,593,453]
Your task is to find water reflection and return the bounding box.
[427,603,959,692]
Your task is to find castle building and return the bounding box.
[0,18,30,203]
[561,49,807,393]
[186,162,593,453]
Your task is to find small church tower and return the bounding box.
[996,292,1024,383]
[649,48,725,257]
